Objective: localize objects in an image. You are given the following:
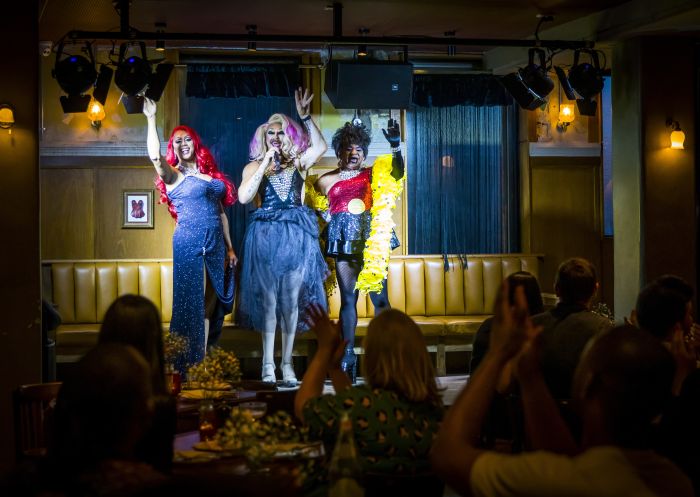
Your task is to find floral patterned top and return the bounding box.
[303,384,444,474]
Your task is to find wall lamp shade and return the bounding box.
[87,99,105,128]
[667,120,685,149]
[500,48,554,110]
[53,43,98,113]
[558,103,575,123]
[0,104,15,132]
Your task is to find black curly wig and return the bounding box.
[331,122,372,158]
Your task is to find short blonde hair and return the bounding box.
[362,309,442,406]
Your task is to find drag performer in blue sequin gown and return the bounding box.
[143,98,237,371]
[238,88,328,387]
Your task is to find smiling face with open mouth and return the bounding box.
[340,144,365,170]
[265,123,285,153]
[172,130,195,163]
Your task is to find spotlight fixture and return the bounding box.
[666,119,685,150]
[155,22,166,52]
[0,104,15,134]
[566,49,604,116]
[500,48,554,111]
[246,25,257,51]
[53,42,98,113]
[115,42,152,97]
[114,42,173,114]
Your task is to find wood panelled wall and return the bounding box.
[41,166,174,260]
[524,156,603,294]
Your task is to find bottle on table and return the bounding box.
[328,411,364,497]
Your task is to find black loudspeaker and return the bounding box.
[145,63,174,101]
[324,60,413,109]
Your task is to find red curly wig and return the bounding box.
[155,125,237,220]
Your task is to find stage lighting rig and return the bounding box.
[114,41,173,114]
[500,48,554,110]
[53,41,98,113]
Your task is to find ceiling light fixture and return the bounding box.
[155,22,166,51]
[53,41,98,113]
[357,27,369,57]
[114,41,173,114]
[247,24,257,51]
[445,30,456,57]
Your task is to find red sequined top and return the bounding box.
[328,169,372,214]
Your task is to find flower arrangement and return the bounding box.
[216,408,309,463]
[356,153,403,293]
[163,331,189,370]
[186,346,242,393]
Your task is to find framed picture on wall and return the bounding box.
[122,190,154,229]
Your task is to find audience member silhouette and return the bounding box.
[432,282,693,497]
[98,294,176,472]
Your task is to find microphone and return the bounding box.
[273,152,281,170]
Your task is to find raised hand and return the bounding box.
[382,118,401,148]
[305,303,343,356]
[295,87,314,119]
[143,97,157,119]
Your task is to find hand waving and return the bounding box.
[143,97,157,119]
[295,87,313,119]
[382,118,401,148]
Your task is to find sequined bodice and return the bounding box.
[258,167,303,210]
[169,176,225,227]
[328,169,372,215]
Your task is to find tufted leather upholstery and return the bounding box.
[44,254,542,374]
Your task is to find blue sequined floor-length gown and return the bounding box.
[238,167,328,334]
[168,176,235,368]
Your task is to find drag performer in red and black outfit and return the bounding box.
[315,119,404,382]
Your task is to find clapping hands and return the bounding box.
[305,303,346,368]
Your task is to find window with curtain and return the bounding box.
[179,62,300,253]
[407,74,519,255]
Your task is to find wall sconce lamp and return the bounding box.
[87,98,105,129]
[666,119,685,150]
[556,103,575,132]
[0,104,15,134]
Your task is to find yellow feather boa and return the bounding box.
[304,175,336,298]
[306,154,403,294]
[356,154,403,293]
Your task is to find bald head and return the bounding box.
[573,324,674,447]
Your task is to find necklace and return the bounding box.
[179,165,198,177]
[339,169,362,180]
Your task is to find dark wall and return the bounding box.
[641,38,696,289]
[0,4,41,469]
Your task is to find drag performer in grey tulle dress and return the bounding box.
[143,98,237,371]
[238,88,328,387]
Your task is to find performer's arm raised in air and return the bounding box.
[143,98,177,185]
[382,118,405,181]
[295,87,327,170]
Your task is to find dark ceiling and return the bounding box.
[39,0,632,51]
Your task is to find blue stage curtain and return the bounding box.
[179,94,297,253]
[406,100,519,255]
